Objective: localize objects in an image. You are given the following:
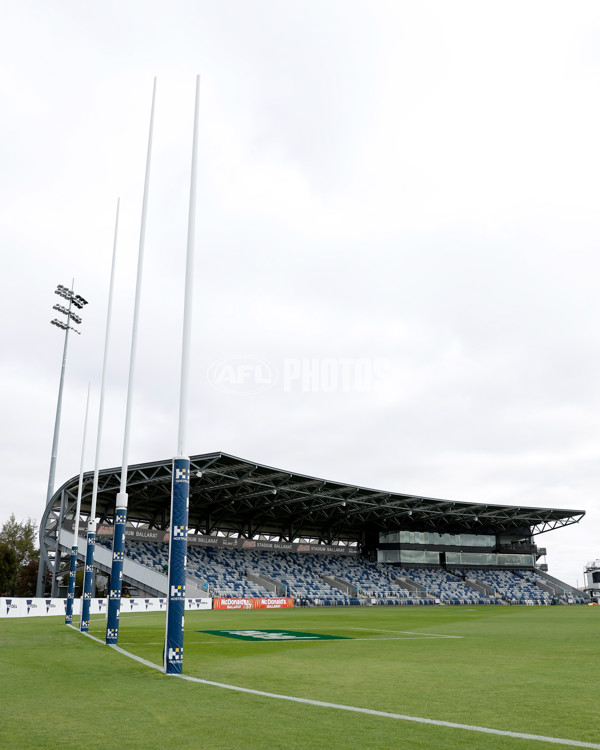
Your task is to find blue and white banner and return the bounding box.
[1,598,70,617]
[164,456,190,674]
[106,505,127,644]
[80,530,96,632]
[64,545,78,624]
[1,598,22,617]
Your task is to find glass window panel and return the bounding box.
[399,550,440,564]
[447,552,496,565]
[378,549,400,563]
[380,530,497,549]
[498,554,533,567]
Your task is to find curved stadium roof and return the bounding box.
[41,451,585,548]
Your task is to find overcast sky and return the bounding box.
[1,1,599,588]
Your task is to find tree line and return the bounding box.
[0,514,39,596]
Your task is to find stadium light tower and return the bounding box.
[36,283,89,597]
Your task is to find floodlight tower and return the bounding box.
[36,283,89,597]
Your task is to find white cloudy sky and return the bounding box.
[1,1,599,588]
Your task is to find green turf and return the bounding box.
[1,606,598,749]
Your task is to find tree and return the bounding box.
[0,514,39,596]
[0,514,38,565]
[16,559,40,596]
[0,543,18,595]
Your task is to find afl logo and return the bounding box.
[207,357,278,394]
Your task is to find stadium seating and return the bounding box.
[450,568,554,604]
[114,540,584,606]
[396,567,497,605]
[225,549,351,604]
[187,546,273,598]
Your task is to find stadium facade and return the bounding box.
[38,452,588,604]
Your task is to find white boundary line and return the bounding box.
[68,626,600,749]
[348,627,463,638]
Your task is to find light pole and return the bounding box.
[36,283,88,597]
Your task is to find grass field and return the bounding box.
[1,605,598,749]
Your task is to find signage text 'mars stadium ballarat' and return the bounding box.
[72,523,359,555]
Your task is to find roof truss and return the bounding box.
[42,451,586,545]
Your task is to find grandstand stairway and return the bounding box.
[532,579,556,596]
[460,577,494,597]
[392,576,424,595]
[321,575,351,595]
[321,575,369,602]
[528,569,589,603]
[245,571,282,595]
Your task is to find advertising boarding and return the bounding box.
[213,597,293,610]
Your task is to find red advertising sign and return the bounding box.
[253,598,294,609]
[212,598,294,610]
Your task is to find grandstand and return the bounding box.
[38,451,589,605]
